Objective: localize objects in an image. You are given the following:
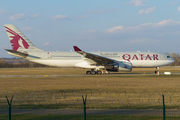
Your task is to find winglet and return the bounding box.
[73,46,82,52]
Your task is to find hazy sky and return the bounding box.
[0,0,180,57]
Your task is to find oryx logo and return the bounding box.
[5,26,29,51]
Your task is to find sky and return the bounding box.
[0,0,180,57]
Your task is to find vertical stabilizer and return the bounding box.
[4,24,43,51]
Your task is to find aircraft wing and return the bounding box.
[73,46,117,65]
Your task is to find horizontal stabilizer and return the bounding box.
[5,49,28,58]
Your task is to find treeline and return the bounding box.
[0,52,180,68]
[0,58,50,68]
[166,52,180,66]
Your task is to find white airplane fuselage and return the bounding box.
[8,51,174,69]
[4,24,175,73]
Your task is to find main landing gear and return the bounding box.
[86,69,102,75]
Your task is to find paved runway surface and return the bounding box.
[0,109,180,115]
[0,72,180,77]
[0,74,145,78]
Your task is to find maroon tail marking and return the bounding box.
[5,26,29,51]
[73,46,82,52]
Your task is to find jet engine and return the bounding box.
[106,62,132,72]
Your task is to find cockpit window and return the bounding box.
[167,56,170,58]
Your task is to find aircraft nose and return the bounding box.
[171,58,175,63]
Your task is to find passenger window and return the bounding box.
[167,56,170,58]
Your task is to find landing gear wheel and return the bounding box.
[97,70,102,75]
[86,71,91,75]
[91,71,96,75]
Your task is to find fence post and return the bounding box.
[5,95,13,120]
[162,94,165,120]
[82,95,87,120]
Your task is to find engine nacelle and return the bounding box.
[106,62,132,72]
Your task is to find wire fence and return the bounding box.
[1,90,180,106]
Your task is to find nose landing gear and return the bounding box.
[155,67,159,75]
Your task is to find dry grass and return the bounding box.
[0,68,180,108]
[0,67,180,92]
[0,68,87,75]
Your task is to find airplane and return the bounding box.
[4,24,175,75]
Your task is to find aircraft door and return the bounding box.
[42,53,47,59]
[42,52,51,59]
[47,52,51,59]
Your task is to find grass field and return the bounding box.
[0,114,179,120]
[0,67,180,109]
[1,75,180,92]
[0,67,180,75]
[1,68,180,119]
[0,67,180,92]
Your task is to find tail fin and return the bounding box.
[4,24,43,51]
